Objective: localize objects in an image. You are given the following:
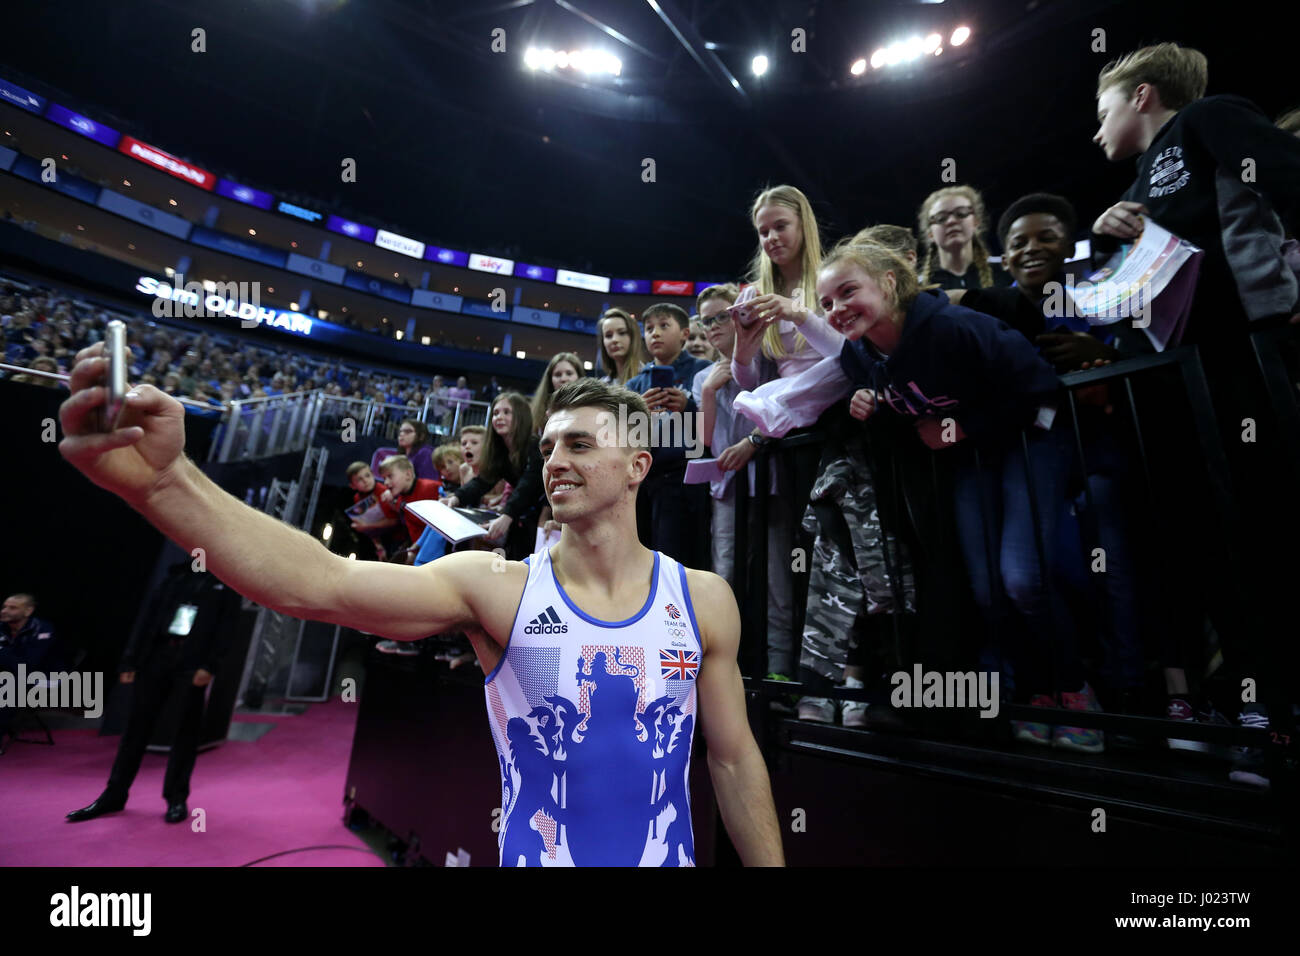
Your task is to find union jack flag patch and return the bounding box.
[660,648,699,681]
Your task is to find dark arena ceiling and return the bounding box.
[1,0,1293,280]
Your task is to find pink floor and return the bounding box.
[0,698,385,866]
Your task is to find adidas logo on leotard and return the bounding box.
[524,605,568,635]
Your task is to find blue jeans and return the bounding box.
[952,426,1081,697]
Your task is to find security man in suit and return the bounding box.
[67,562,237,824]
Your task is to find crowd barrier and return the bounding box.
[733,329,1300,775]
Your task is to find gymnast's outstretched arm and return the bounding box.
[58,342,503,642]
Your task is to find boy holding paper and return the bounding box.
[1091,42,1300,349]
[1091,42,1300,782]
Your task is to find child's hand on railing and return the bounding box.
[849,389,878,421]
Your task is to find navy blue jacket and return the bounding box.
[0,615,61,671]
[1095,95,1300,348]
[839,289,1061,446]
[624,350,712,474]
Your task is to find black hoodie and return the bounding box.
[1094,94,1300,351]
[838,290,1061,447]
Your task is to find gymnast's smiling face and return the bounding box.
[540,406,650,525]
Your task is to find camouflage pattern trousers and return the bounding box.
[799,431,916,684]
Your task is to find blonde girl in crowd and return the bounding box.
[724,185,846,697]
[729,185,844,388]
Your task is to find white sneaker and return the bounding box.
[797,697,835,723]
[841,699,869,728]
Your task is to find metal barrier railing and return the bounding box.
[209,391,496,462]
[1,362,497,462]
[732,340,1296,769]
[0,362,221,413]
[421,394,493,437]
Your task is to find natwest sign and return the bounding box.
[117,136,215,191]
[468,253,515,275]
[375,229,425,259]
[652,280,694,296]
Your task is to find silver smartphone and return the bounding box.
[100,319,127,432]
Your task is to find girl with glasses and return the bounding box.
[916,185,1012,291]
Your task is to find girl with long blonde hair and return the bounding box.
[730,185,844,388]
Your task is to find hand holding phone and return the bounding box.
[726,301,761,329]
[99,320,128,433]
[649,366,675,389]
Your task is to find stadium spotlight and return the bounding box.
[752,54,769,76]
[516,350,527,359]
[850,58,867,75]
[870,49,887,69]
[951,26,971,45]
[924,33,942,53]
[525,46,620,76]
[584,360,594,370]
